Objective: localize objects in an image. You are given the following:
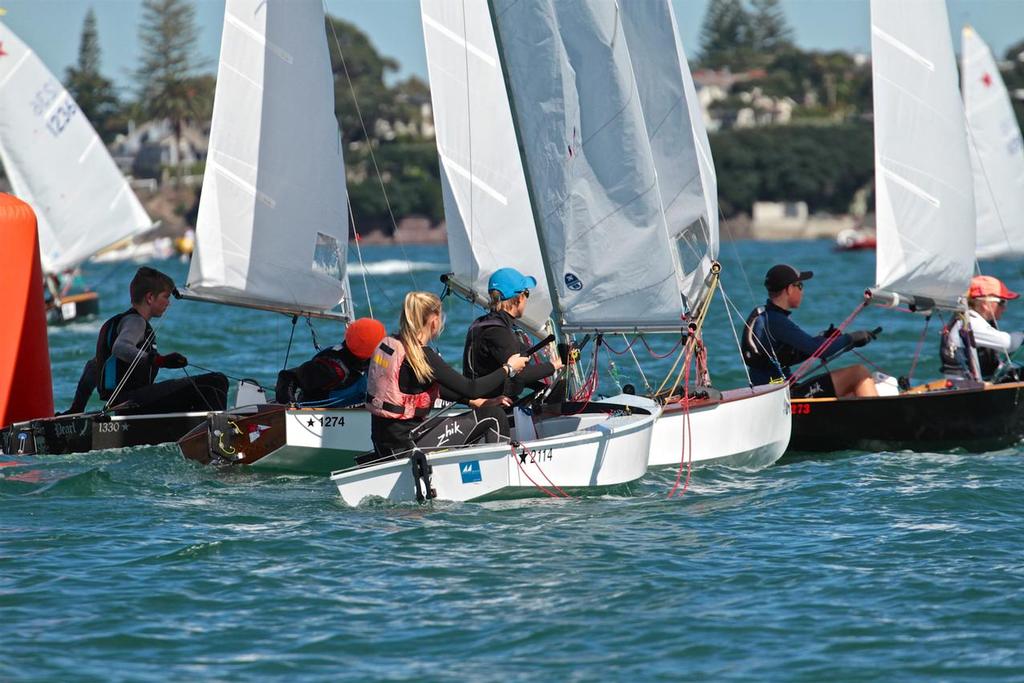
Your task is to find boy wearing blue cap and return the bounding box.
[462,267,563,440]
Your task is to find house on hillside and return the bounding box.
[111,120,210,180]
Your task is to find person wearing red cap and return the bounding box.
[940,275,1024,381]
[742,264,879,398]
[274,317,387,406]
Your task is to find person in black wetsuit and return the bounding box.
[462,267,563,441]
[274,317,387,406]
[742,264,879,398]
[72,266,228,414]
[366,291,528,460]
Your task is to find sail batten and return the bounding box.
[185,0,353,320]
[0,21,153,275]
[870,0,975,308]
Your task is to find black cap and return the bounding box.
[764,264,813,292]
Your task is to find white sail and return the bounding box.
[961,25,1024,260]
[0,21,153,275]
[618,0,719,310]
[870,0,975,308]
[491,0,688,332]
[185,0,353,319]
[420,0,552,331]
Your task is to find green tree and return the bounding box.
[325,15,400,145]
[1001,39,1024,131]
[134,0,205,162]
[65,8,123,142]
[748,0,793,55]
[698,0,753,70]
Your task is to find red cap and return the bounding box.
[967,275,1019,301]
[345,318,387,360]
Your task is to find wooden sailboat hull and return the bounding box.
[177,404,374,475]
[649,382,791,468]
[46,291,100,325]
[789,381,1024,453]
[0,410,210,455]
[330,396,659,505]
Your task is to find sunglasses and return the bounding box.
[790,281,804,290]
[516,290,530,299]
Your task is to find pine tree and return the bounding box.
[65,8,122,143]
[748,0,794,54]
[134,0,205,168]
[698,0,753,70]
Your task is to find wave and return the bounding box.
[350,260,447,276]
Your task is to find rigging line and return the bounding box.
[282,314,299,371]
[717,204,756,308]
[963,102,1017,262]
[324,6,418,290]
[905,314,932,384]
[179,366,218,412]
[348,202,381,317]
[102,326,159,412]
[460,0,477,288]
[624,333,653,394]
[788,301,866,383]
[718,285,753,387]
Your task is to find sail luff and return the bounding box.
[184,0,352,319]
[870,0,975,308]
[0,21,154,275]
[961,25,1024,260]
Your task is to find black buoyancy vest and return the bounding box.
[277,343,366,403]
[95,308,157,400]
[462,312,515,379]
[741,306,773,371]
[939,316,1000,379]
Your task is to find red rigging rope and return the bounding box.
[667,342,696,499]
[509,442,571,498]
[788,301,867,384]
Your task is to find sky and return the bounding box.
[2,0,1024,95]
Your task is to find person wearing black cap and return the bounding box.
[741,264,879,398]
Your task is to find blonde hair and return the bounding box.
[399,291,442,384]
[488,289,520,314]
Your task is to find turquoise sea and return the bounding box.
[4,240,1024,681]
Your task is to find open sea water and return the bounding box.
[4,240,1024,681]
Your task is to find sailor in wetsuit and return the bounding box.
[89,267,228,414]
[941,275,1024,381]
[742,264,879,398]
[462,267,563,441]
[366,291,528,461]
[275,318,387,406]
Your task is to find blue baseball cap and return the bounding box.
[488,267,537,301]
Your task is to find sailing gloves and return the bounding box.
[848,329,880,348]
[153,352,189,369]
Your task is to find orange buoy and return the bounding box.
[0,193,53,426]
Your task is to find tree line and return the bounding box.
[57,0,1024,231]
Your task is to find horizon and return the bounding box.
[1,1,1024,98]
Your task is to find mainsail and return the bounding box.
[184,0,353,319]
[490,0,715,333]
[0,21,153,275]
[961,25,1024,260]
[420,0,552,332]
[870,0,975,308]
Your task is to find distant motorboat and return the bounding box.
[835,227,877,251]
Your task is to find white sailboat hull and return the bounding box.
[331,396,659,505]
[647,383,791,469]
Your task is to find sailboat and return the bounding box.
[788,0,1024,452]
[419,0,789,471]
[961,25,1024,259]
[330,0,665,505]
[0,21,155,324]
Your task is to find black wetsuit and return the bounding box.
[370,345,507,458]
[94,308,228,415]
[462,310,560,439]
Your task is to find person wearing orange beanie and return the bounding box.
[274,317,386,405]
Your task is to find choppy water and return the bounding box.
[4,241,1024,681]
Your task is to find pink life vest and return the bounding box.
[366,336,439,420]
